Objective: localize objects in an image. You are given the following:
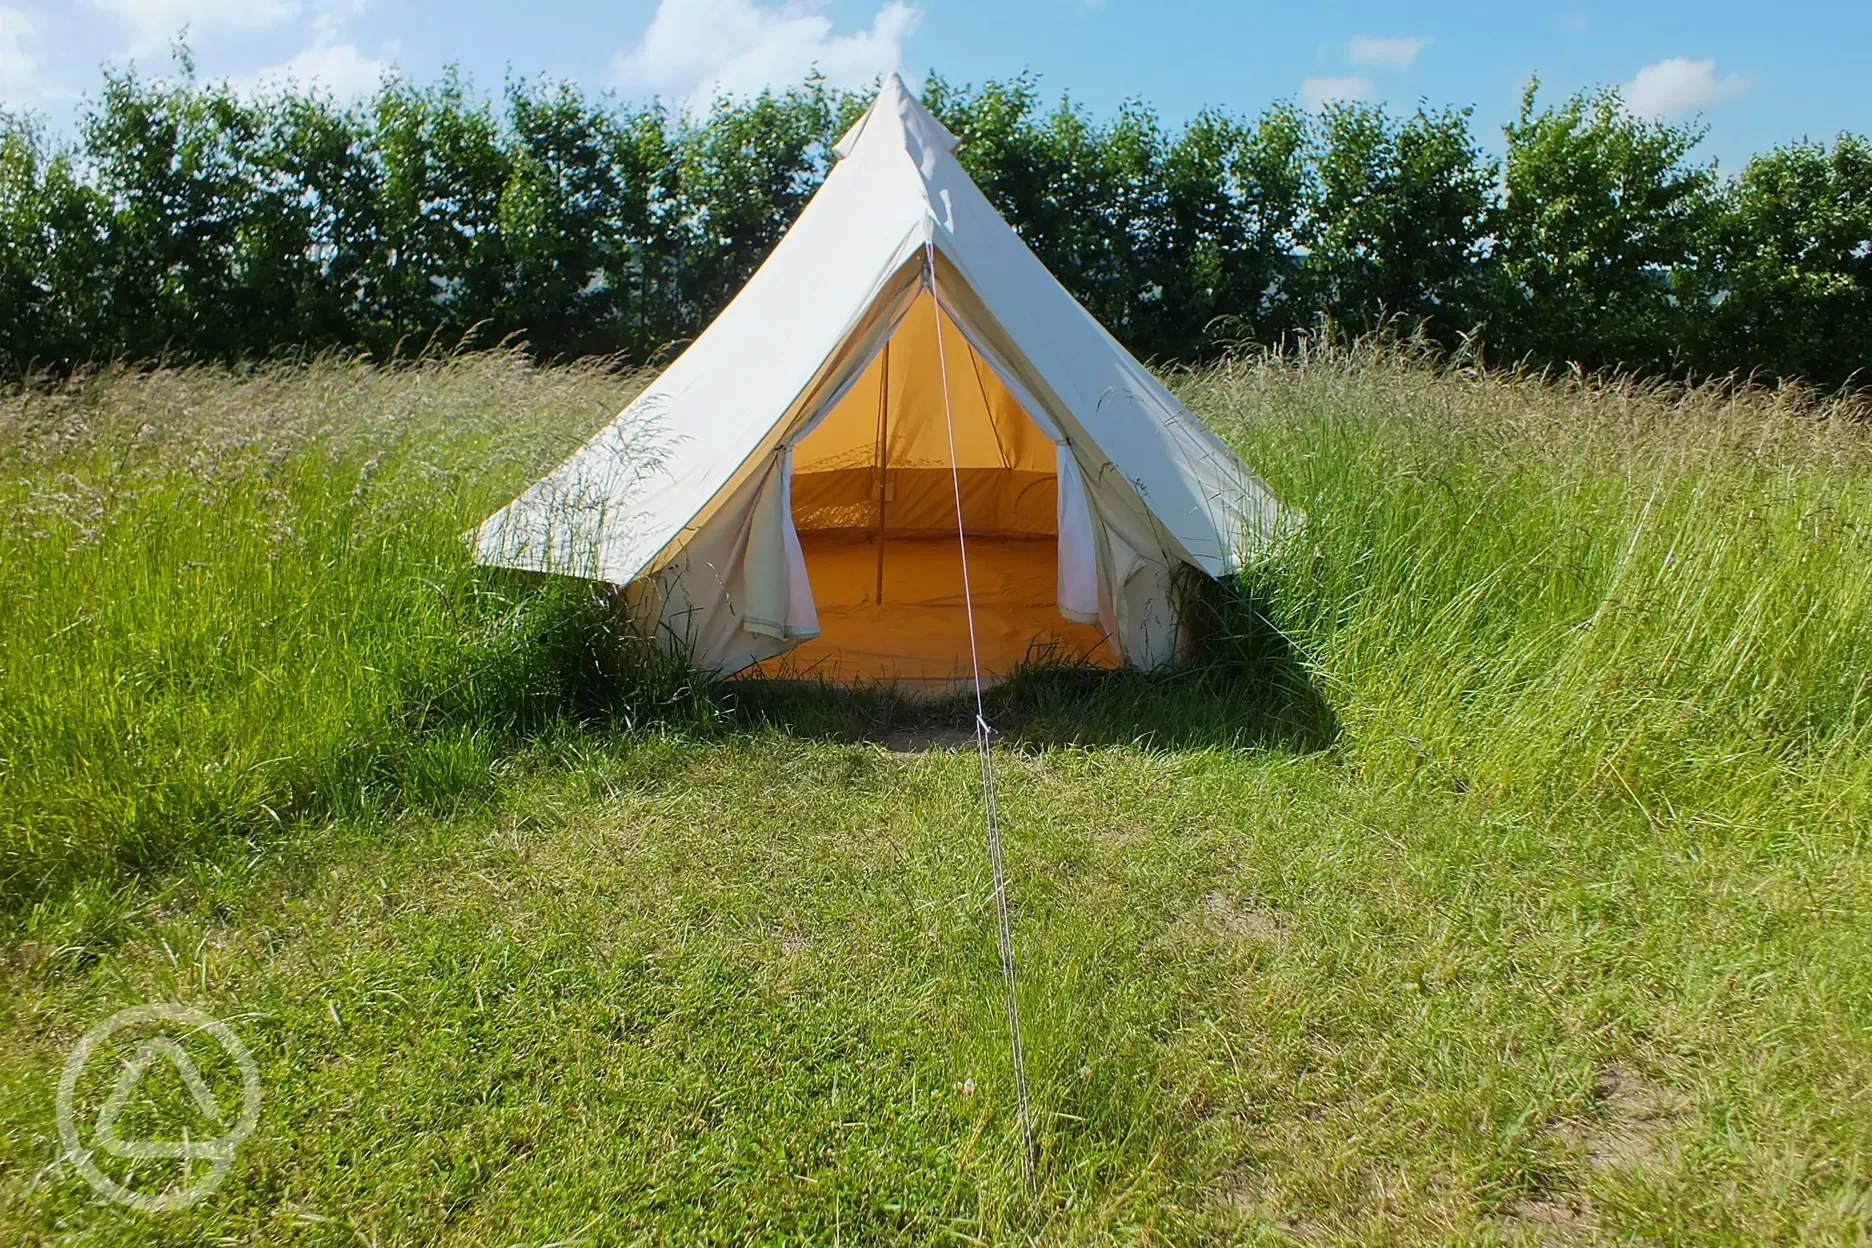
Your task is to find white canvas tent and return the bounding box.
[475,74,1286,689]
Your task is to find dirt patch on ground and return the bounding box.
[3,941,51,973]
[1202,891,1286,946]
[881,725,981,754]
[1496,1063,1690,1243]
[774,930,812,959]
[1500,1193,1596,1245]
[1561,1063,1691,1170]
[1212,1171,1326,1241]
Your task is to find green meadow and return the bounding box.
[0,353,1867,1244]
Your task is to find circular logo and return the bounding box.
[56,1004,262,1213]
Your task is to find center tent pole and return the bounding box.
[873,340,891,605]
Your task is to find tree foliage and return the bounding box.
[1492,81,1720,377]
[1,59,1868,388]
[1308,101,1497,346]
[1700,134,1872,385]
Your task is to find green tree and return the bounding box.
[929,77,1313,362]
[927,73,1082,280]
[1158,104,1312,353]
[928,77,1151,338]
[498,81,675,359]
[1702,135,1872,387]
[1308,101,1498,349]
[80,61,280,360]
[1493,81,1718,376]
[226,89,382,356]
[2,59,1869,389]
[368,71,513,351]
[0,115,112,373]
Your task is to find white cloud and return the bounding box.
[614,0,921,114]
[1622,57,1753,118]
[93,0,300,55]
[1301,75,1368,110]
[0,5,40,101]
[232,39,388,101]
[310,0,370,46]
[1346,34,1428,68]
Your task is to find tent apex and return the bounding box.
[833,71,961,160]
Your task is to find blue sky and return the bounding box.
[2,0,1866,171]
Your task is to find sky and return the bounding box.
[2,0,1868,172]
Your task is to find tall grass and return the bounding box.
[1185,349,1872,834]
[3,348,1867,907]
[0,354,712,905]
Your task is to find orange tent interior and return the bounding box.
[745,290,1117,688]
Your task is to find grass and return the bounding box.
[0,350,1868,1244]
[0,355,715,902]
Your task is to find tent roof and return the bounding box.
[475,73,1284,586]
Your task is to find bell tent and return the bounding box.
[474,74,1286,690]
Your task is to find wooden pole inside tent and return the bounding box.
[873,338,891,605]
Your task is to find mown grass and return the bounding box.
[0,351,1868,1244]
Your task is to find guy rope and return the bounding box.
[924,240,1040,1194]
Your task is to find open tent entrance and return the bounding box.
[746,288,1118,689]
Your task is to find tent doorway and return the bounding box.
[746,288,1117,688]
